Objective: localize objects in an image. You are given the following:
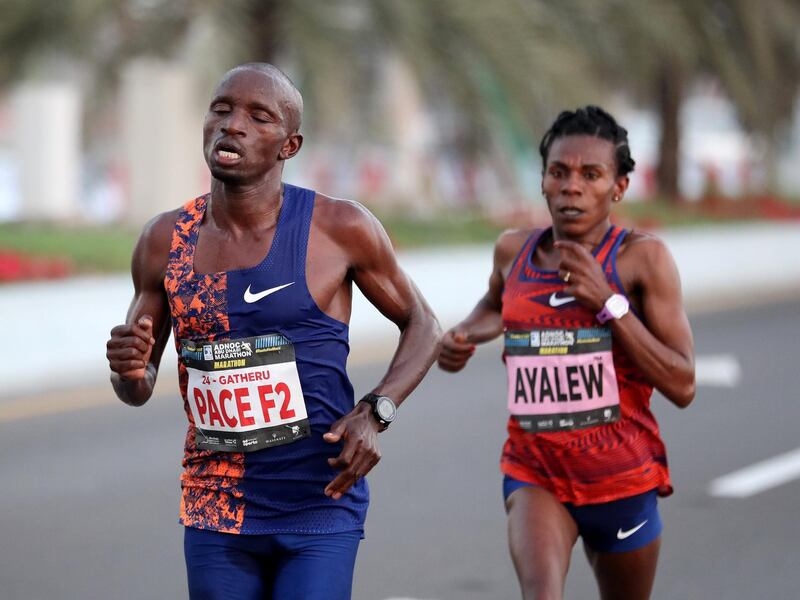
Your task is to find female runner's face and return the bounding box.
[541,134,628,242]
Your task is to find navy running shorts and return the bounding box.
[503,475,662,553]
[184,526,361,600]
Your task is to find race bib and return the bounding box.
[181,334,310,452]
[505,327,620,433]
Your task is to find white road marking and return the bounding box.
[695,354,741,387]
[708,447,800,498]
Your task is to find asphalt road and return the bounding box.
[1,299,798,599]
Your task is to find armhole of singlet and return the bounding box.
[513,228,549,280]
[601,227,625,273]
[606,228,643,319]
[295,186,350,329]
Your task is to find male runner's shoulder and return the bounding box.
[307,192,404,288]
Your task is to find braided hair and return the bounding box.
[538,106,635,176]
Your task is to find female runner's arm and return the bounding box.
[438,230,529,373]
[555,234,695,408]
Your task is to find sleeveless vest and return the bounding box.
[500,226,672,505]
[164,183,368,534]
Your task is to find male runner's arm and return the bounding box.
[323,204,442,500]
[438,230,529,373]
[555,234,695,407]
[106,213,175,407]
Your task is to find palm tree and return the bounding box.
[0,0,194,86]
[685,0,800,193]
[541,0,701,201]
[3,0,606,206]
[199,1,604,173]
[563,0,800,199]
[5,0,797,204]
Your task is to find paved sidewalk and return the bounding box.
[2,222,798,397]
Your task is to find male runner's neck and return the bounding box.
[210,177,284,232]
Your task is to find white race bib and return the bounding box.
[181,334,310,452]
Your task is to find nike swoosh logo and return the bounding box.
[616,520,648,540]
[243,282,294,303]
[549,292,576,307]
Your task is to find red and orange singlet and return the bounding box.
[500,226,672,506]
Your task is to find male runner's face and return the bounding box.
[203,69,296,185]
[541,135,627,239]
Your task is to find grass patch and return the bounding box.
[0,222,139,273]
[0,196,796,276]
[377,211,504,248]
[616,196,800,228]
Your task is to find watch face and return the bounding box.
[607,294,629,318]
[376,397,396,421]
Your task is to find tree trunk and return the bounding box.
[246,0,282,63]
[762,143,778,197]
[656,60,683,202]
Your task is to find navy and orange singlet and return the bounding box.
[500,226,672,506]
[164,183,367,535]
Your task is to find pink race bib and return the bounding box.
[505,328,620,432]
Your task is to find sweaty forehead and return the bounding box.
[214,68,281,102]
[212,67,302,131]
[547,135,616,168]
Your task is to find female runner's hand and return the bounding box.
[555,240,615,312]
[437,329,476,372]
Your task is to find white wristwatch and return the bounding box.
[596,294,630,324]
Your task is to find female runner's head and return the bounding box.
[538,106,635,240]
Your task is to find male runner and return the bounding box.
[106,62,441,599]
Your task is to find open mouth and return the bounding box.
[214,141,244,165]
[559,207,585,218]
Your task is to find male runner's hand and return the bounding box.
[437,329,476,372]
[106,315,156,380]
[555,240,614,312]
[322,403,381,500]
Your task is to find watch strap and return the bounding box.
[596,304,615,324]
[596,293,629,324]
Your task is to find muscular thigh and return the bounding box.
[585,538,660,600]
[505,482,579,598]
[575,490,663,600]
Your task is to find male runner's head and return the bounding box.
[226,62,304,133]
[538,105,635,177]
[203,62,304,185]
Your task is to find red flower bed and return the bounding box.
[0,250,74,282]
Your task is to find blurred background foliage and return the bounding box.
[0,0,799,275]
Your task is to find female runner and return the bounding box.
[438,106,695,600]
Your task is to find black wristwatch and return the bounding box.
[359,393,397,430]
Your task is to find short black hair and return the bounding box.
[538,106,635,176]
